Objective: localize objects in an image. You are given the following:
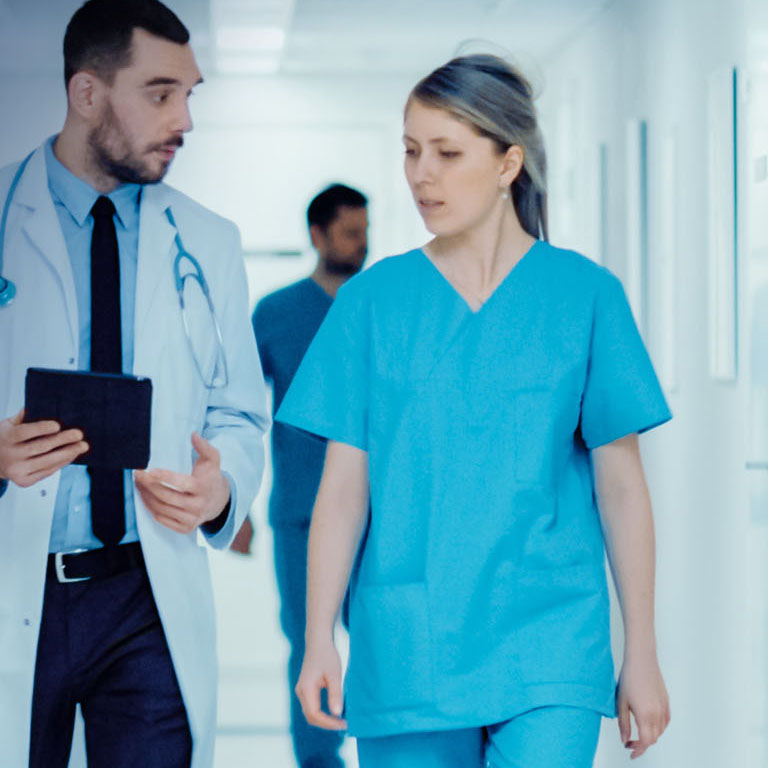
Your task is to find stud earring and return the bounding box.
[500,191,509,200]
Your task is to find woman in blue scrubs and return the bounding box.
[276,54,672,768]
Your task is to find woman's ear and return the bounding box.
[499,144,524,188]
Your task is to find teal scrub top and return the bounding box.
[276,241,672,738]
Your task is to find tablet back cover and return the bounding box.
[24,368,152,469]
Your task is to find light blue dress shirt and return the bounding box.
[45,136,141,553]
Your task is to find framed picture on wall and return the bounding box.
[597,142,608,266]
[745,66,768,478]
[657,127,679,393]
[707,66,738,382]
[625,119,649,338]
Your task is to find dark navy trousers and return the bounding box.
[273,523,345,768]
[29,564,192,768]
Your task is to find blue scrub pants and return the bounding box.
[356,707,601,768]
[273,523,345,768]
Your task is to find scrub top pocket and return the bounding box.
[347,581,434,713]
[512,388,557,487]
[510,564,614,688]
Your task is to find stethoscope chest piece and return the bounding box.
[0,276,15,307]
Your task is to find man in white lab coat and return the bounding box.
[0,1,268,766]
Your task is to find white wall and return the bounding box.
[540,0,761,765]
[163,72,429,266]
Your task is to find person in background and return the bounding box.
[0,1,268,766]
[278,55,671,768]
[246,183,368,768]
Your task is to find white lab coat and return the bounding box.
[0,145,269,768]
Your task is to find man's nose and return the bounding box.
[173,100,193,134]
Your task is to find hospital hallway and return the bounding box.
[209,529,360,768]
[1,0,768,766]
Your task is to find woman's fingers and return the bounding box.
[296,670,347,731]
[327,670,344,717]
[618,696,631,746]
[631,719,654,759]
[627,708,668,759]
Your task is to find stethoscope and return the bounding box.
[0,151,229,389]
[0,151,31,307]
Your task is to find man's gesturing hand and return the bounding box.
[0,409,88,487]
[134,432,231,534]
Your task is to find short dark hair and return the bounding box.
[307,184,367,231]
[63,0,189,88]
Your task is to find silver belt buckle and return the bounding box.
[54,549,90,583]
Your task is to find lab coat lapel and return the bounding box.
[15,147,78,351]
[134,184,176,370]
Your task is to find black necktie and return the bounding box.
[88,196,125,547]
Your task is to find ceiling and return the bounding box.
[0,0,614,77]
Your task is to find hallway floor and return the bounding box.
[210,520,358,768]
[214,667,359,767]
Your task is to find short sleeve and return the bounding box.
[275,281,368,450]
[579,274,672,449]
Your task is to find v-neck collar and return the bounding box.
[418,239,541,315]
[306,276,335,305]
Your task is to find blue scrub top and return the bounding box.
[276,241,672,738]
[252,277,333,526]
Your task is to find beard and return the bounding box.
[322,247,367,276]
[88,102,183,185]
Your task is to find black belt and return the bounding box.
[46,542,144,583]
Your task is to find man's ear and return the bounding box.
[309,224,326,252]
[67,71,105,121]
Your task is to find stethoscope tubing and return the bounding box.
[0,151,34,306]
[0,151,228,389]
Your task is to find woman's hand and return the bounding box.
[295,441,368,732]
[617,648,671,759]
[295,637,347,730]
[593,435,670,758]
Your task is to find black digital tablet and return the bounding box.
[24,368,152,469]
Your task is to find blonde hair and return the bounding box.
[407,54,548,241]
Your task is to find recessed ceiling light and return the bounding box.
[216,26,286,51]
[216,54,281,74]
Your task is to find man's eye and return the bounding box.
[151,91,171,104]
[440,151,460,159]
[404,148,417,156]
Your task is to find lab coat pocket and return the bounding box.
[348,582,433,712]
[513,388,556,486]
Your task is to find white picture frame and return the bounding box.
[625,119,649,337]
[707,66,738,381]
[597,142,608,266]
[657,128,679,393]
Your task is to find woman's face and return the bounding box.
[403,99,514,238]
